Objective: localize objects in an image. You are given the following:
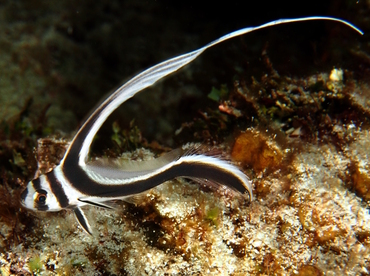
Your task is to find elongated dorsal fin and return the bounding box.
[60,17,363,170]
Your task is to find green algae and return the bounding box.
[28,256,43,274]
[206,206,220,226]
[208,84,229,102]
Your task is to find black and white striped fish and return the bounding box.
[20,17,362,235]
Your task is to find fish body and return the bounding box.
[20,17,362,235]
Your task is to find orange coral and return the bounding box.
[350,164,370,201]
[296,265,322,276]
[231,129,283,173]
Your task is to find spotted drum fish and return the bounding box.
[20,17,362,234]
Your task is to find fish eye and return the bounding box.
[34,189,48,206]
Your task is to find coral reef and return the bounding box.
[1,1,370,275]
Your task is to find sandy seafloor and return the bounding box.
[1,1,370,275]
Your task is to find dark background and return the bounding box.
[2,0,368,147]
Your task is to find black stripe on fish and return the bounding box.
[32,178,41,191]
[30,178,49,211]
[63,100,111,168]
[46,171,70,208]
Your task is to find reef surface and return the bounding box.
[1,1,370,275]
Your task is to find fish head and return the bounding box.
[20,174,62,212]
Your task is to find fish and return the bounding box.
[20,17,362,235]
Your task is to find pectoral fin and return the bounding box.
[73,207,93,235]
[78,198,118,210]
